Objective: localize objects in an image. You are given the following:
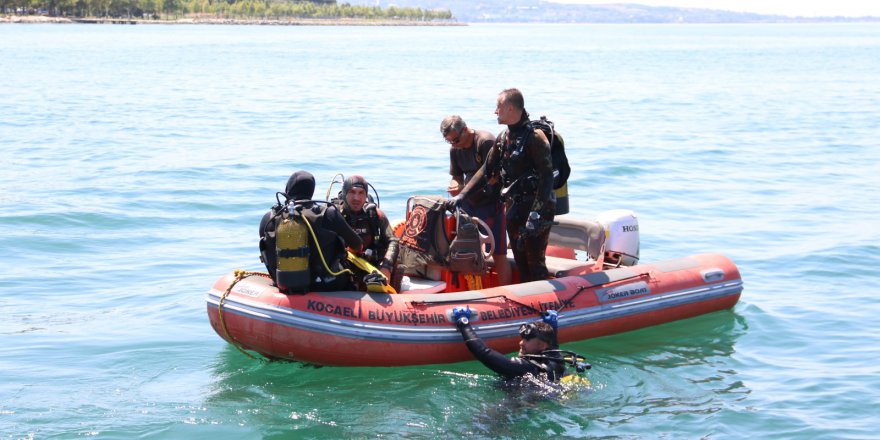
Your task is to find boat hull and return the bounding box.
[206,253,742,366]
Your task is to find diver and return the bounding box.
[259,170,362,293]
[448,88,556,282]
[334,175,399,282]
[452,307,566,382]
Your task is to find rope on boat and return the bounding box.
[218,268,272,362]
[557,285,589,313]
[558,272,652,312]
[410,293,542,315]
[411,272,653,316]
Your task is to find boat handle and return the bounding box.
[701,268,724,283]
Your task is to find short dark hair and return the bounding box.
[520,321,555,344]
[499,88,524,111]
[532,321,555,343]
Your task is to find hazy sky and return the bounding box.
[548,0,880,17]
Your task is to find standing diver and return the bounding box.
[448,88,556,282]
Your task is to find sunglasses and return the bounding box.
[446,130,462,145]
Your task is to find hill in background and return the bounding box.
[345,0,879,23]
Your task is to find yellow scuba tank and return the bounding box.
[554,182,569,215]
[275,208,310,293]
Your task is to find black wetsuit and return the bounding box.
[458,113,556,282]
[302,203,362,291]
[338,203,400,274]
[457,321,564,382]
[259,170,362,292]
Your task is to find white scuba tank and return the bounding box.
[596,209,640,266]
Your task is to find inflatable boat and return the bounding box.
[206,209,743,366]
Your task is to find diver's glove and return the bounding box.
[542,310,558,331]
[452,306,473,325]
[524,211,541,235]
[363,271,388,286]
[444,195,462,212]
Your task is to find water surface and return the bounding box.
[1,23,879,439]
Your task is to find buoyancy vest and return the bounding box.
[398,195,450,277]
[499,126,530,189]
[299,203,347,283]
[529,117,570,215]
[340,202,382,263]
[260,201,344,293]
[447,209,486,274]
[531,116,570,190]
[498,117,569,216]
[521,351,566,382]
[502,117,569,189]
[259,205,282,281]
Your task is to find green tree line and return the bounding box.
[1,0,454,21]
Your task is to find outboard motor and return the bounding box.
[596,209,640,266]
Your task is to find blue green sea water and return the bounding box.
[1,23,879,438]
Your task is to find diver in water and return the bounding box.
[452,307,565,382]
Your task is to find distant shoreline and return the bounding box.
[4,13,877,25]
[0,15,464,26]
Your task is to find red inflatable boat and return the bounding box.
[206,209,743,366]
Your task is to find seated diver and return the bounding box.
[335,175,400,285]
[259,170,363,293]
[452,308,565,382]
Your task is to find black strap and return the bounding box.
[277,246,309,258]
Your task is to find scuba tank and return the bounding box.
[554,180,569,216]
[275,204,310,294]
